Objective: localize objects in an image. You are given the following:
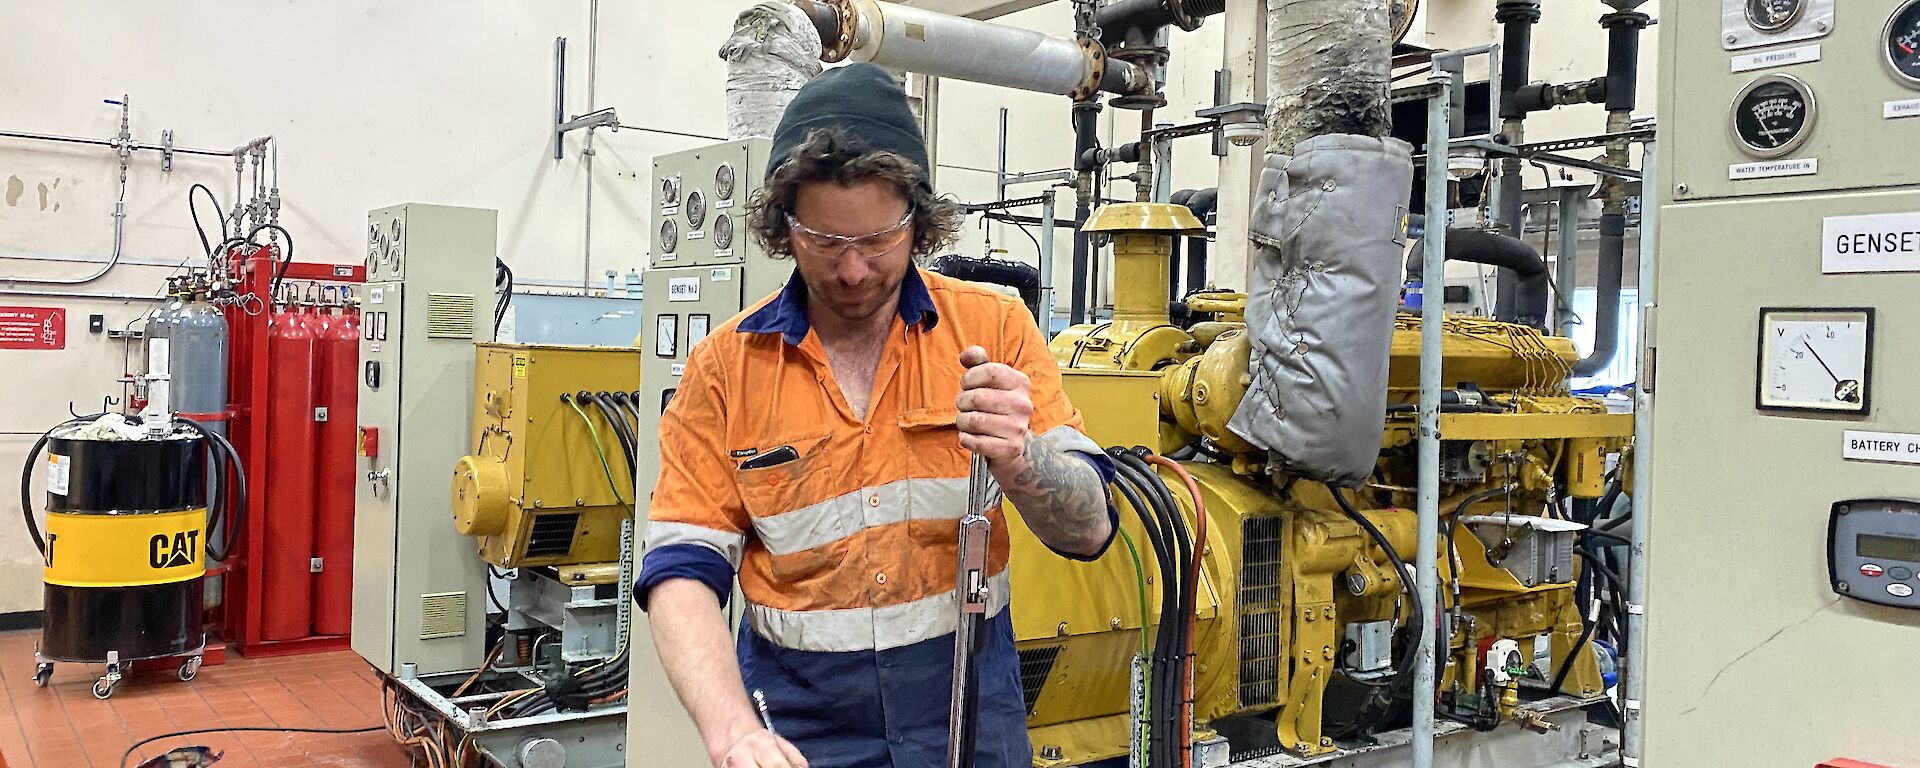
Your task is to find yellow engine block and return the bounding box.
[1009,304,1626,765]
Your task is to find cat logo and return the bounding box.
[150,531,201,569]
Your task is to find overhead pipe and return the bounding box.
[811,0,1150,101]
[1404,226,1550,329]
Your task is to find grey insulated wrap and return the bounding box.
[1228,134,1414,488]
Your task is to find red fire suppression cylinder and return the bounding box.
[312,299,359,636]
[263,299,319,641]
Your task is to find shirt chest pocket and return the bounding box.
[899,406,969,479]
[732,431,833,522]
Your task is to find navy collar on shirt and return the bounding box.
[738,266,940,346]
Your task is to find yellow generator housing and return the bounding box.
[451,344,642,572]
[1004,206,1627,764]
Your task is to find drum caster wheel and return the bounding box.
[177,656,202,682]
[92,678,116,699]
[33,662,52,688]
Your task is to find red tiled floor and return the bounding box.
[0,630,414,768]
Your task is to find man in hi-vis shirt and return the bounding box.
[636,63,1118,768]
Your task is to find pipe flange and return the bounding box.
[1108,46,1169,109]
[1166,0,1203,32]
[821,0,859,63]
[1070,37,1108,102]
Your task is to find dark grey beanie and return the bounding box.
[767,63,932,190]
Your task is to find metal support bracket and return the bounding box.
[161,129,174,172]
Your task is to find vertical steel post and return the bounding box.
[1414,60,1456,768]
[1556,185,1582,339]
[552,37,567,160]
[1622,138,1656,768]
[1040,189,1057,336]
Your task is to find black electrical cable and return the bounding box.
[494,258,515,339]
[1105,460,1175,767]
[247,224,296,296]
[1330,491,1425,698]
[1113,453,1182,764]
[1110,457,1173,767]
[484,565,509,614]
[120,724,383,768]
[17,416,96,554]
[1115,451,1191,768]
[189,184,226,258]
[611,392,642,434]
[587,393,637,469]
[176,417,245,563]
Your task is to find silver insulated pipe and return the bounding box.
[814,0,1147,100]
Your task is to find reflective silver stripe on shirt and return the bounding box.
[643,520,747,569]
[745,569,1012,653]
[750,476,971,556]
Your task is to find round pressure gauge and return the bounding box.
[660,219,679,255]
[686,189,707,229]
[715,163,737,201]
[713,214,735,251]
[1731,74,1816,158]
[1885,0,1920,87]
[660,176,681,209]
[1747,0,1807,32]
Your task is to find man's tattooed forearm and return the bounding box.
[1000,433,1111,556]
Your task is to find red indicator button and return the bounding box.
[1860,563,1885,578]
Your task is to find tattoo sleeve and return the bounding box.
[998,433,1113,557]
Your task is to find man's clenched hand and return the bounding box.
[956,346,1033,466]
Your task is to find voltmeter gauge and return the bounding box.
[686,189,707,229]
[1757,307,1874,414]
[713,214,735,251]
[1731,74,1816,157]
[1885,0,1920,87]
[660,219,679,256]
[715,163,737,202]
[1747,0,1806,32]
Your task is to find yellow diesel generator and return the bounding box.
[1001,203,1627,765]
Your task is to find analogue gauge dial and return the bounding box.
[713,214,735,251]
[1732,75,1815,157]
[660,219,679,255]
[1747,0,1806,32]
[715,163,737,202]
[1886,0,1920,86]
[660,176,681,209]
[686,189,707,229]
[1758,308,1873,413]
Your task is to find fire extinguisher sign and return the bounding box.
[0,306,65,350]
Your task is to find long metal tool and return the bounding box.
[948,454,999,768]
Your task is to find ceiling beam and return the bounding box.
[898,0,1057,21]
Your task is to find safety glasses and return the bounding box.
[784,207,915,258]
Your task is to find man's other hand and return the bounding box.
[956,345,1033,465]
[716,725,807,768]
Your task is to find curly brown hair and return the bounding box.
[746,127,964,261]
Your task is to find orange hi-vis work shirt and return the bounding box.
[636,266,1114,652]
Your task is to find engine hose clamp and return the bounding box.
[1071,37,1109,102]
[821,0,860,63]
